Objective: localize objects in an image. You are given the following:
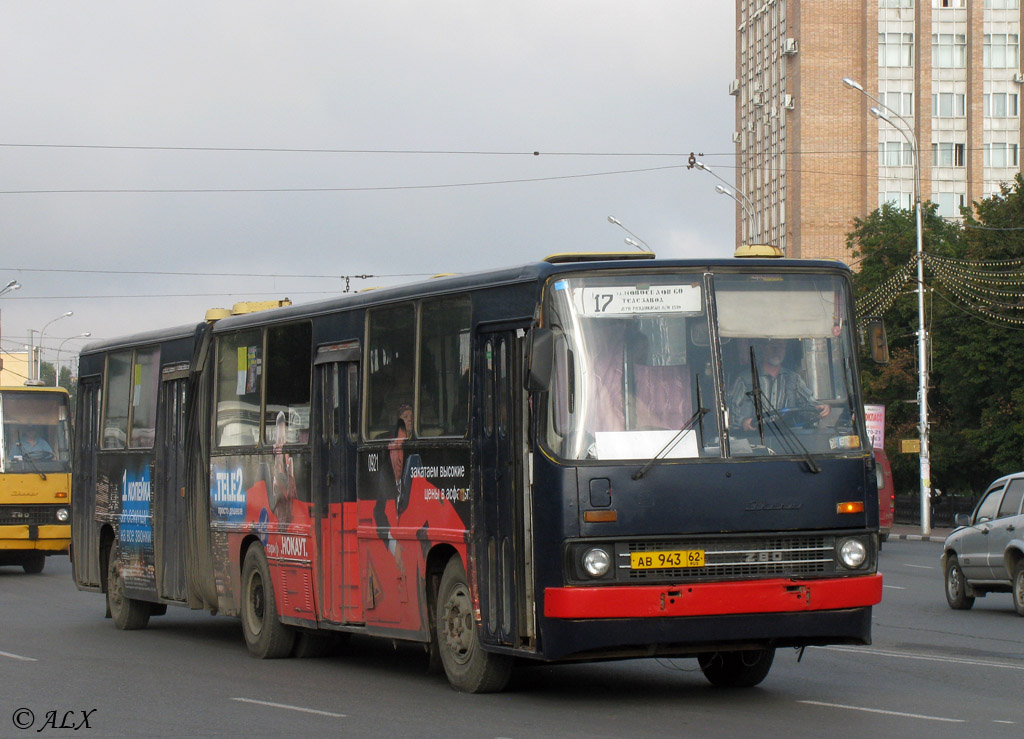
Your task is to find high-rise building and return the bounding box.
[732,0,1022,260]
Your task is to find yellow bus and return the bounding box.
[0,386,72,573]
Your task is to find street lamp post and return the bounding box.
[37,311,74,385]
[54,332,91,387]
[844,76,931,536]
[694,160,762,245]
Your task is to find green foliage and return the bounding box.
[848,183,1024,498]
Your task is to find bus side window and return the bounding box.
[366,304,416,439]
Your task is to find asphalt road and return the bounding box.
[1,541,1022,738]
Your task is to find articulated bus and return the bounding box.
[71,254,882,692]
[1,386,72,573]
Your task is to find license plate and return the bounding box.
[630,549,705,569]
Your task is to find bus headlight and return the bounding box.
[582,547,611,578]
[56,508,69,523]
[838,537,867,569]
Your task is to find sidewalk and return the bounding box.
[886,523,953,542]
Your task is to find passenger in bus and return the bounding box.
[729,338,830,432]
[10,426,54,460]
[271,411,297,524]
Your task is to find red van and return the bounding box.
[874,449,894,542]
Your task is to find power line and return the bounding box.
[0,267,425,280]
[0,164,689,195]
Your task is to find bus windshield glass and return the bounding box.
[0,390,72,473]
[541,270,863,461]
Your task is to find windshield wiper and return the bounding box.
[749,391,821,474]
[748,345,766,444]
[633,405,709,480]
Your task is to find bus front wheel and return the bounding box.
[106,546,151,630]
[435,556,512,693]
[241,544,295,658]
[22,552,45,574]
[698,648,775,687]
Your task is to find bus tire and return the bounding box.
[435,556,512,693]
[241,544,295,659]
[22,553,45,574]
[698,648,775,688]
[106,546,151,630]
[944,554,975,610]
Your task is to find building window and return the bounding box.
[933,0,964,7]
[933,92,966,117]
[879,190,913,210]
[932,142,966,167]
[933,34,967,68]
[984,142,1020,166]
[984,34,1020,68]
[984,92,1019,117]
[985,0,1020,9]
[934,192,966,218]
[880,32,915,67]
[879,141,915,166]
[881,0,913,7]
[881,91,913,116]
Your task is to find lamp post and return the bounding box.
[37,311,74,384]
[844,76,931,536]
[0,280,20,298]
[694,160,762,245]
[54,332,91,387]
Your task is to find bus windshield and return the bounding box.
[541,270,863,461]
[0,390,72,473]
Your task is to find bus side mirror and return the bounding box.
[865,317,889,365]
[525,328,554,392]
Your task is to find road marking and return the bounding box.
[798,700,963,723]
[994,720,1016,725]
[882,585,906,590]
[231,698,346,718]
[0,650,36,662]
[904,564,933,569]
[820,645,1024,672]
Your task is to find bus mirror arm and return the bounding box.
[525,328,554,392]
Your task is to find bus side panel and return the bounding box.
[99,453,158,600]
[355,443,471,638]
[209,452,317,622]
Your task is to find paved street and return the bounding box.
[2,540,1022,738]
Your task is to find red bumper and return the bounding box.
[544,574,883,619]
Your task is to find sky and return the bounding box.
[0,1,736,375]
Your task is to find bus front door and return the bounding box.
[476,330,528,648]
[315,358,360,625]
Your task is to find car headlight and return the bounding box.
[838,537,867,569]
[56,508,69,523]
[582,547,611,577]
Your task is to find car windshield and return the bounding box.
[539,269,865,462]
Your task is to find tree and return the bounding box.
[937,174,1024,490]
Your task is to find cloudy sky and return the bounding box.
[0,1,735,371]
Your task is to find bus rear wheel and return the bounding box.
[435,557,512,693]
[106,546,151,630]
[698,648,775,687]
[241,544,295,658]
[22,552,45,574]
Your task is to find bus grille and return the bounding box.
[0,505,65,526]
[616,535,834,582]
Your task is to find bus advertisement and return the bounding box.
[71,255,882,692]
[0,386,73,573]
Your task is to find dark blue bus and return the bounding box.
[72,253,881,692]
